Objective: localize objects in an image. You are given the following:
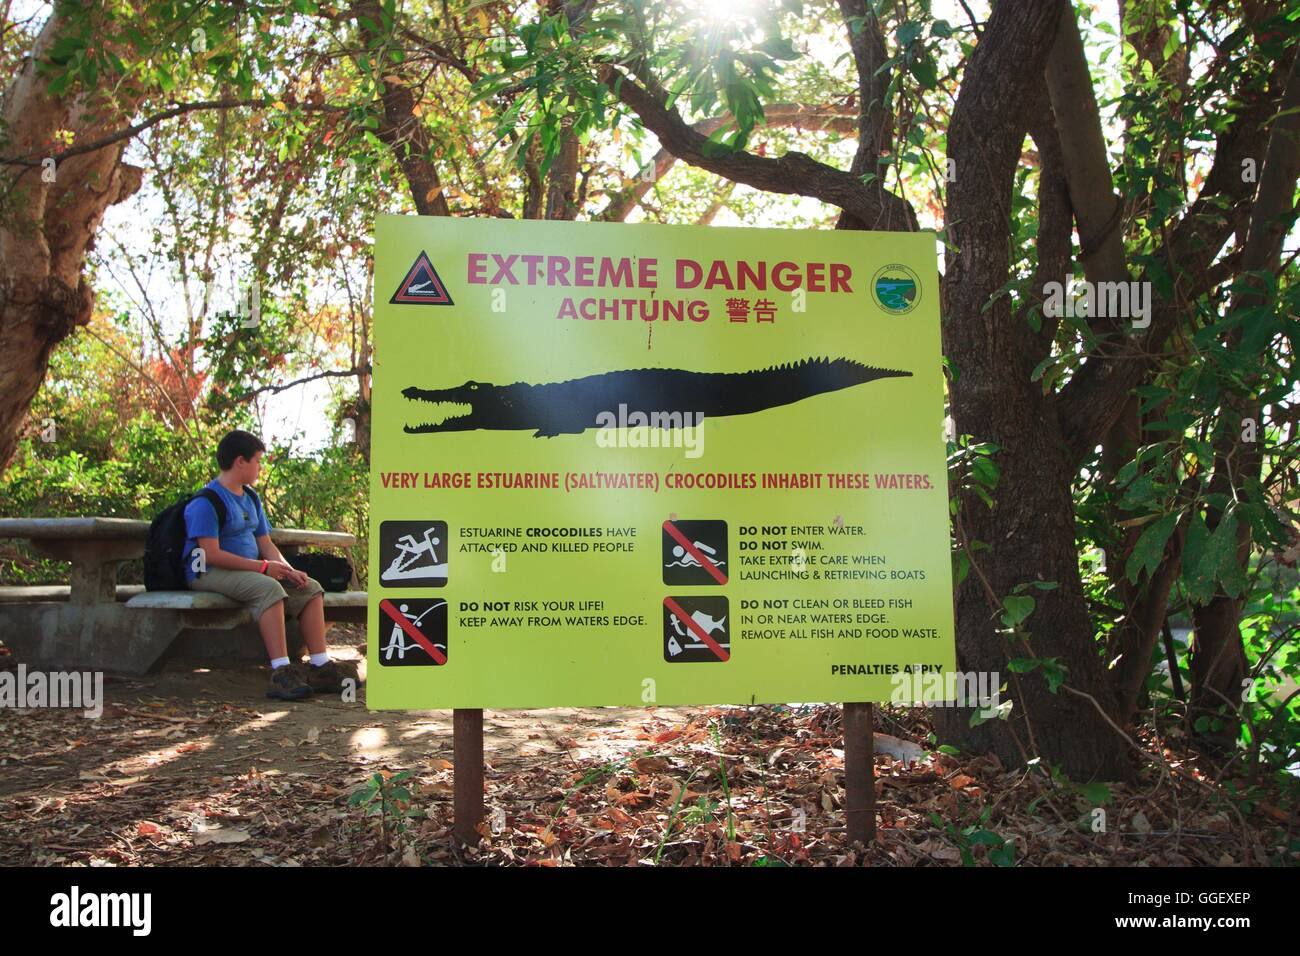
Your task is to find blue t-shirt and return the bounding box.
[183,480,271,582]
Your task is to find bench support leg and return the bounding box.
[1,604,183,675]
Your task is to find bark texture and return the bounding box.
[934,0,1133,782]
[1190,52,1300,742]
[0,7,144,471]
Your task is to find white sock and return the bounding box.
[270,657,291,669]
[309,652,330,667]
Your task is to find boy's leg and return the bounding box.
[283,578,353,692]
[190,567,292,664]
[257,600,290,661]
[283,577,328,654]
[298,593,328,656]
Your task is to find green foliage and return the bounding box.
[348,769,422,858]
[0,329,369,586]
[928,804,1016,867]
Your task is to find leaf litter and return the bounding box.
[0,663,1294,867]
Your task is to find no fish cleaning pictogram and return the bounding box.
[390,250,454,306]
[663,596,730,662]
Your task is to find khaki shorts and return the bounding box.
[189,567,324,622]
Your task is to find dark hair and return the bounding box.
[216,430,267,470]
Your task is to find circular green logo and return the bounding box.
[872,264,921,315]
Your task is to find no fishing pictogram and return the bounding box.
[379,598,448,666]
[390,250,454,305]
[662,519,728,585]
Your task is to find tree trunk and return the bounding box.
[0,7,144,472]
[1189,52,1300,745]
[933,0,1132,782]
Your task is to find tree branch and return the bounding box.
[599,64,916,230]
[1054,47,1297,462]
[0,99,350,167]
[354,0,451,217]
[835,0,893,178]
[597,102,861,222]
[232,368,365,402]
[1045,4,1128,289]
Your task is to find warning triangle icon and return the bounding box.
[390,251,454,306]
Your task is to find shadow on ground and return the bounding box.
[0,631,693,865]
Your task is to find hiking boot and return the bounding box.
[267,664,313,701]
[303,659,353,694]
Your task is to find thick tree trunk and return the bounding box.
[933,0,1132,782]
[1189,53,1300,744]
[0,7,144,472]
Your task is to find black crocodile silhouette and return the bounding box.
[401,357,912,437]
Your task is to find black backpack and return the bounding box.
[143,486,261,591]
[286,553,354,592]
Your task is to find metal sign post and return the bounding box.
[452,708,484,846]
[843,702,876,849]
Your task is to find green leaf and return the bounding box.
[970,455,999,488]
[1041,658,1067,694]
[898,22,925,45]
[1125,512,1178,583]
[909,55,938,89]
[46,71,74,97]
[989,843,1016,866]
[1080,782,1112,804]
[760,35,798,60]
[1181,510,1214,603]
[1001,595,1035,628]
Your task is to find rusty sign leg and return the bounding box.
[453,708,485,846]
[843,702,876,852]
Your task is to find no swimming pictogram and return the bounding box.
[390,250,454,306]
[662,519,728,585]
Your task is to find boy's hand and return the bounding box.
[267,561,308,587]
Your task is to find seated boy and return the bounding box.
[184,429,349,700]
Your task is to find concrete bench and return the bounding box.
[125,589,366,621]
[0,584,145,603]
[122,590,368,667]
[0,518,363,674]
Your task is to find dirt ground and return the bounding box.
[1,628,1295,867]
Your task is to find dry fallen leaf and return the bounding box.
[192,825,250,845]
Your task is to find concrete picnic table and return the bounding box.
[0,518,364,674]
